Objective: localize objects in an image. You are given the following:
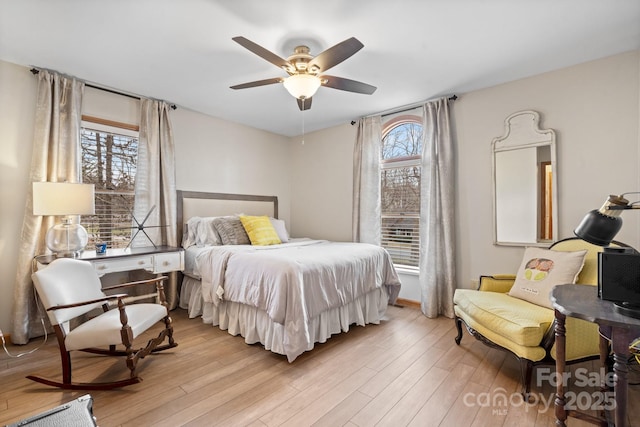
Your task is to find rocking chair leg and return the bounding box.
[164,315,175,347]
[122,330,137,379]
[27,329,143,390]
[61,350,72,384]
[117,298,138,379]
[26,374,141,390]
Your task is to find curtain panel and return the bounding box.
[420,97,456,318]
[352,116,382,245]
[134,99,179,308]
[12,71,85,344]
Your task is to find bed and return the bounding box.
[177,190,401,362]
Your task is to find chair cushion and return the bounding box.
[454,289,554,347]
[65,303,168,351]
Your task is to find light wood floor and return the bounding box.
[1,305,639,427]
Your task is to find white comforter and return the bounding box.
[196,240,401,355]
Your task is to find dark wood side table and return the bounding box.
[551,284,640,427]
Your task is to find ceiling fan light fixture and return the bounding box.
[283,74,321,99]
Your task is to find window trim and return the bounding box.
[82,115,139,133]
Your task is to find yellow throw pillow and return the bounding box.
[239,215,281,246]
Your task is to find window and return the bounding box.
[80,118,139,249]
[381,116,422,268]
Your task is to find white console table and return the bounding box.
[34,246,184,277]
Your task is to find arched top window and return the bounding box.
[380,113,422,268]
[382,116,422,161]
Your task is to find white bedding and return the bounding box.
[192,239,401,361]
[182,245,209,279]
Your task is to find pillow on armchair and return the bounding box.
[508,247,588,309]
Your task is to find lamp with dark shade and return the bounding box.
[573,194,630,246]
[33,182,95,258]
[574,193,640,319]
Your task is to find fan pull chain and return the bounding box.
[301,99,305,145]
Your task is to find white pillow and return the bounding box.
[508,247,587,309]
[195,217,223,247]
[182,217,201,248]
[270,218,289,243]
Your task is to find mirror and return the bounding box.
[492,110,557,246]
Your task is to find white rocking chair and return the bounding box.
[29,257,177,390]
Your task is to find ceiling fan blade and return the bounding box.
[232,36,293,71]
[308,37,364,72]
[321,75,377,95]
[230,77,283,90]
[297,97,312,111]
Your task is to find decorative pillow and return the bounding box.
[195,217,222,247]
[213,216,250,245]
[270,218,289,243]
[508,247,588,309]
[240,215,281,246]
[182,217,201,248]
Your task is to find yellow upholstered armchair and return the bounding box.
[453,237,627,396]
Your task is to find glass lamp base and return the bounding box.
[46,219,89,258]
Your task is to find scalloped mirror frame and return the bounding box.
[492,110,558,246]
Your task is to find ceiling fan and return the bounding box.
[230,36,377,111]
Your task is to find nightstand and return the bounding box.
[34,245,184,276]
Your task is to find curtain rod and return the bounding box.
[351,94,457,125]
[30,68,177,110]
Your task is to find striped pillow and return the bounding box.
[212,216,250,245]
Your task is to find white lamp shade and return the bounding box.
[283,74,321,99]
[33,182,95,256]
[33,182,95,216]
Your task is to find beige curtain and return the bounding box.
[420,97,456,318]
[12,71,84,344]
[133,99,178,308]
[352,116,382,244]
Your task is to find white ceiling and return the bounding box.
[1,1,639,137]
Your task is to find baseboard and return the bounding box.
[395,298,420,309]
[1,332,11,345]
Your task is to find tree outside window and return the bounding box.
[81,124,138,249]
[381,119,422,267]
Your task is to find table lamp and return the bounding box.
[574,193,640,319]
[33,182,95,257]
[573,194,635,246]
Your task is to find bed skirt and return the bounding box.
[179,275,390,362]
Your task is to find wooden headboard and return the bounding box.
[176,190,279,245]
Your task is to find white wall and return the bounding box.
[0,61,37,336]
[172,108,291,225]
[289,50,640,299]
[288,123,356,241]
[1,50,638,334]
[455,50,640,289]
[0,60,291,336]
